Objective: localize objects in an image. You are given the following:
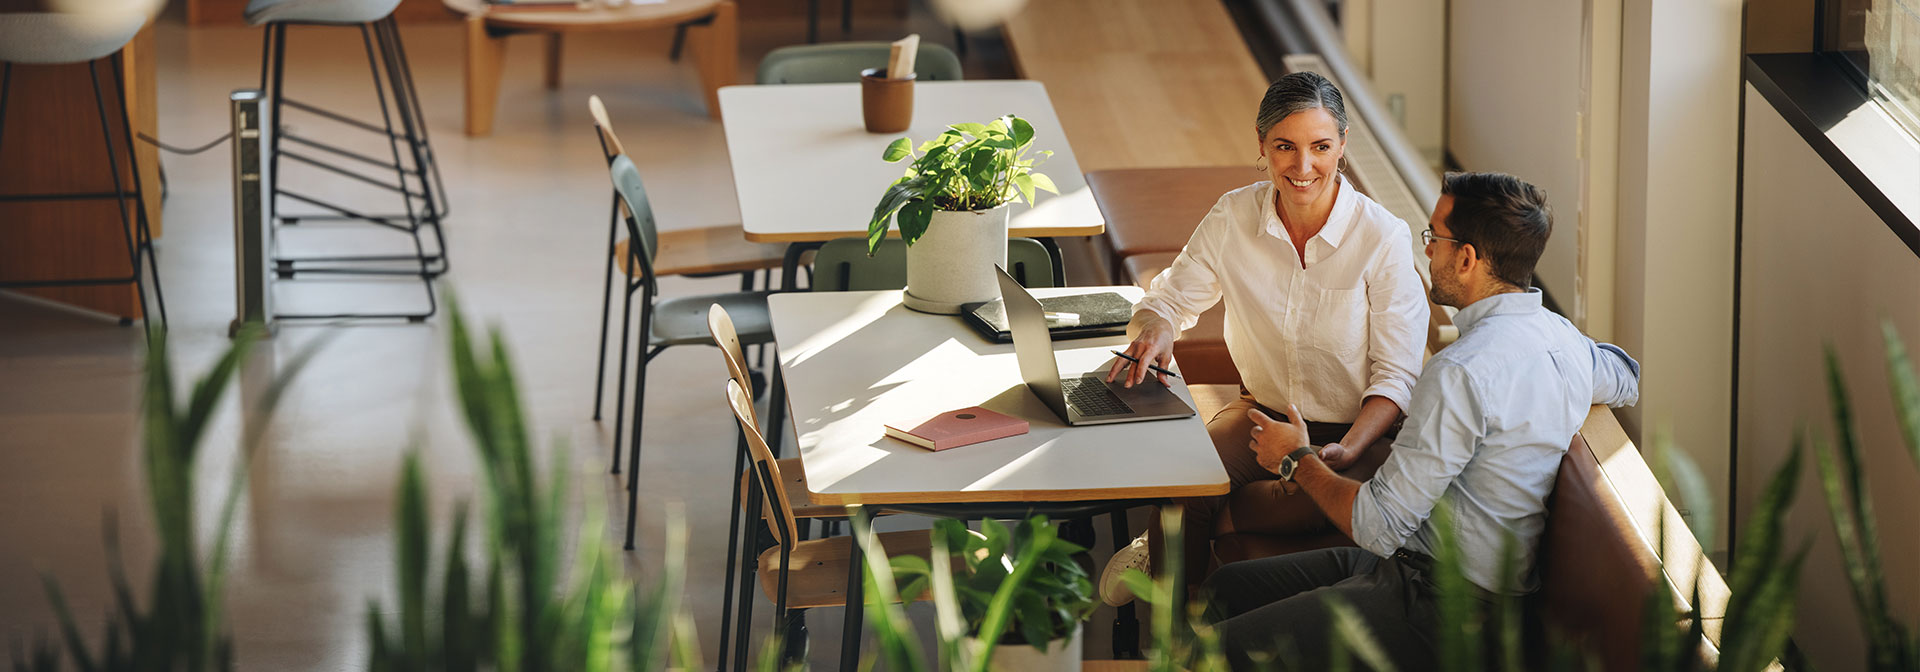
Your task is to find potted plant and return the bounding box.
[867,114,1058,313]
[889,516,1095,671]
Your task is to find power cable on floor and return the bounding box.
[136,131,231,155]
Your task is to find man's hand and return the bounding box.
[1317,442,1358,471]
[1247,404,1313,479]
[1105,311,1178,388]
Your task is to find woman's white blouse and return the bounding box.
[1133,177,1428,423]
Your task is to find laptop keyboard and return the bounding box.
[1061,376,1135,417]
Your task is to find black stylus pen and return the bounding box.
[1109,350,1181,379]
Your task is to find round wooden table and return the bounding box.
[442,0,737,137]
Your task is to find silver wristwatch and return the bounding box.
[1277,445,1316,482]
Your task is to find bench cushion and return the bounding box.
[1088,167,1268,281]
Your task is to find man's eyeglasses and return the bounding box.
[1422,228,1464,246]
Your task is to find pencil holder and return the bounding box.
[860,68,915,133]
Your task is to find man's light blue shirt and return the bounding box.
[1349,289,1640,595]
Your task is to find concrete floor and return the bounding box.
[0,4,1132,669]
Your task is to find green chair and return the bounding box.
[756,42,965,85]
[605,154,775,551]
[810,237,1057,292]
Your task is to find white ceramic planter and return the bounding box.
[901,203,1012,314]
[964,626,1082,672]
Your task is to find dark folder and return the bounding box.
[960,291,1134,343]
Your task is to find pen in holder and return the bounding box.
[860,67,914,133]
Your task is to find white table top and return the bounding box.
[719,81,1105,243]
[768,288,1228,505]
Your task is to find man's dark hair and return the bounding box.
[1439,171,1552,289]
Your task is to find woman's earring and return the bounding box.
[1338,156,1349,173]
[1256,158,1268,172]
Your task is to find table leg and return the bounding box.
[839,509,867,672]
[543,33,563,91]
[687,0,736,120]
[463,16,507,137]
[1111,508,1142,659]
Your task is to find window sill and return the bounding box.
[1746,53,1920,256]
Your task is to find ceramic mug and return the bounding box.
[859,68,915,133]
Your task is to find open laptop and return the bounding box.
[997,267,1196,425]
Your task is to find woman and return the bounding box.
[1099,72,1429,603]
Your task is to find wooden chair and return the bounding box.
[709,303,879,669]
[604,153,775,552]
[755,42,965,84]
[723,378,937,669]
[587,94,785,442]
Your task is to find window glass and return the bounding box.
[1831,0,1920,139]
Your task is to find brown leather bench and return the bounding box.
[1202,404,1708,671]
[1087,167,1268,284]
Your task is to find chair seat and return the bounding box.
[742,457,851,520]
[0,9,154,64]
[1120,253,1239,386]
[616,225,787,278]
[244,0,400,25]
[756,529,937,609]
[650,291,774,349]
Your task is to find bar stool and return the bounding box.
[0,1,168,334]
[249,0,449,321]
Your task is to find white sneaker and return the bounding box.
[1099,533,1152,607]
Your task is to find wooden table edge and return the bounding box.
[744,224,1106,243]
[803,482,1230,506]
[448,1,721,32]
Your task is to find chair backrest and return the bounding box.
[810,237,1057,292]
[587,94,627,163]
[725,379,800,550]
[755,42,965,84]
[708,304,756,423]
[608,155,658,279]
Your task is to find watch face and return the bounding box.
[1278,457,1296,481]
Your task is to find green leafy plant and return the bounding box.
[364,298,708,672]
[889,516,1095,657]
[11,326,315,672]
[865,115,1058,254]
[1809,322,1920,671]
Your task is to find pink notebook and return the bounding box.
[884,406,1029,451]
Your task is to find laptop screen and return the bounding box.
[995,266,1071,421]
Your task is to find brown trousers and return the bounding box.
[1157,392,1396,587]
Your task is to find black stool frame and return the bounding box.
[259,16,446,322]
[0,57,167,336]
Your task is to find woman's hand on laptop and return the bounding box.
[1107,312,1177,387]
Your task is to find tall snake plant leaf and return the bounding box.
[1883,320,1920,473]
[1426,502,1480,672]
[1324,594,1399,672]
[1816,343,1910,669]
[850,508,929,672]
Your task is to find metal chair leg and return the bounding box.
[109,55,165,330]
[716,429,749,671]
[840,0,851,34]
[85,58,152,336]
[592,193,619,421]
[806,0,819,43]
[731,479,764,669]
[621,284,655,551]
[611,275,637,474]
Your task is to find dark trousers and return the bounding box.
[1162,392,1395,587]
[1201,547,1449,670]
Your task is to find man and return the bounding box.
[1200,172,1641,669]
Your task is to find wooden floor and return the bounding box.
[1002,0,1271,171]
